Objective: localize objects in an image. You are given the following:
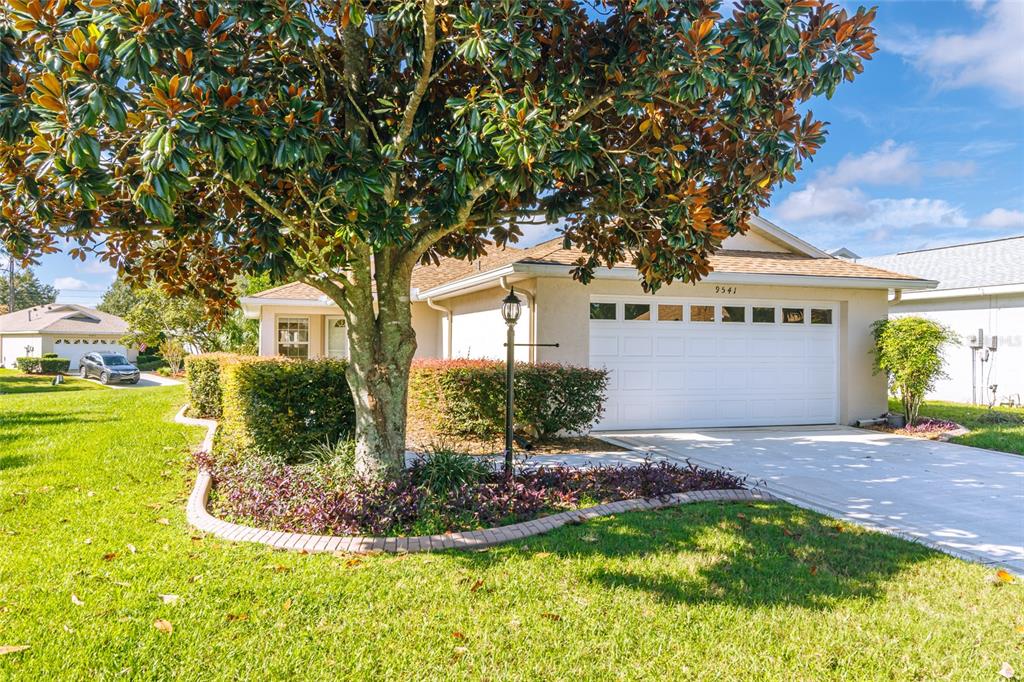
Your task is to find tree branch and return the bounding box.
[384,0,437,204]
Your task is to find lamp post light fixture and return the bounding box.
[500,287,523,476]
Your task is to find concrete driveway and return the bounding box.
[572,426,1022,571]
[89,372,183,389]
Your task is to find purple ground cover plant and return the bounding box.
[196,451,745,537]
[903,417,960,435]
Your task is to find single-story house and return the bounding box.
[241,217,935,431]
[0,303,136,371]
[861,236,1024,406]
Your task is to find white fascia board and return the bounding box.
[898,282,1024,301]
[510,262,938,291]
[238,296,343,319]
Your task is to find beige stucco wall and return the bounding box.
[532,276,890,425]
[721,230,789,252]
[257,303,439,360]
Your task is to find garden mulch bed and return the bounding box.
[865,417,968,442]
[405,424,628,455]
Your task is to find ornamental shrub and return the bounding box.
[16,356,70,374]
[408,360,608,441]
[216,358,355,463]
[184,353,243,418]
[872,317,958,425]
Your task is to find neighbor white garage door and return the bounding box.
[589,297,838,430]
[53,337,129,370]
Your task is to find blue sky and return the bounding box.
[38,0,1024,306]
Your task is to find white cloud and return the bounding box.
[54,276,88,291]
[775,185,870,223]
[823,140,921,187]
[978,208,1024,229]
[886,0,1024,106]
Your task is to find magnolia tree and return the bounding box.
[0,0,876,478]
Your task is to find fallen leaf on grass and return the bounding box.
[451,646,468,661]
[153,619,173,634]
[282,598,293,611]
[999,661,1015,679]
[159,594,179,605]
[270,564,291,573]
[344,558,362,569]
[534,552,552,559]
[736,513,747,521]
[469,579,484,593]
[226,613,248,622]
[0,645,29,655]
[782,528,796,537]
[155,518,170,526]
[809,565,818,576]
[995,569,1016,584]
[1015,625,1024,634]
[540,613,561,621]
[71,594,84,606]
[452,631,465,640]
[102,552,117,561]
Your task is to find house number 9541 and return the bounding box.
[715,286,738,295]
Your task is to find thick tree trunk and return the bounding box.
[339,249,418,480]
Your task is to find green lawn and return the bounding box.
[0,368,107,395]
[893,398,1024,456]
[1,387,1021,680]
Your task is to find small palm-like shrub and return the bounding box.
[410,447,493,495]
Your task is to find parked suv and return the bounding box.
[79,352,141,385]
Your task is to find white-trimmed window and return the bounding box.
[277,317,309,359]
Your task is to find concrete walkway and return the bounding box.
[531,426,1024,571]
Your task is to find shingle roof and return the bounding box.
[0,304,128,335]
[511,238,924,282]
[248,238,925,303]
[859,236,1024,291]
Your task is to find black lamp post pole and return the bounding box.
[504,318,515,476]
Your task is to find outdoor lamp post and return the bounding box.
[500,287,523,476]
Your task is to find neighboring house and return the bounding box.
[241,217,935,431]
[861,236,1024,406]
[0,304,136,371]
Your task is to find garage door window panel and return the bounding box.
[624,303,651,321]
[811,309,833,325]
[783,308,805,324]
[722,306,746,323]
[590,302,617,320]
[690,305,714,322]
[753,307,776,323]
[658,304,683,321]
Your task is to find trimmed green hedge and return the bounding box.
[184,353,246,418]
[15,356,71,374]
[408,360,608,441]
[216,358,355,463]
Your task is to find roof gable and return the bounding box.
[0,304,128,334]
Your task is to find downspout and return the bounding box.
[425,298,452,359]
[889,289,902,304]
[499,276,536,363]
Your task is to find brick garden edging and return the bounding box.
[177,405,773,554]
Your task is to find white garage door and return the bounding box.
[590,297,838,430]
[53,338,129,370]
